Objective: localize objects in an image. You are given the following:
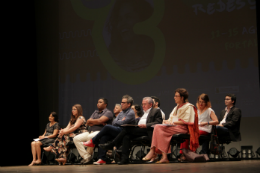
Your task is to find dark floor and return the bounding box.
[1,160,260,173]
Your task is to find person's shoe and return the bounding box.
[93,159,106,165]
[81,156,92,164]
[83,139,95,147]
[99,141,115,150]
[118,159,129,165]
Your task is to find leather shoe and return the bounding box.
[99,142,115,150]
[118,159,129,165]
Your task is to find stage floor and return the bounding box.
[1,160,260,173]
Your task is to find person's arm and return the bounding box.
[113,111,135,126]
[87,116,109,126]
[222,108,241,128]
[145,109,163,128]
[200,109,219,126]
[63,117,84,134]
[46,129,59,138]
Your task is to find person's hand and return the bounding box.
[170,122,175,125]
[138,124,147,128]
[39,136,45,139]
[163,120,170,124]
[199,122,207,126]
[59,128,65,136]
[122,117,126,121]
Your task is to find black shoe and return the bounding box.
[99,142,115,150]
[118,159,129,165]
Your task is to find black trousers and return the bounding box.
[113,127,153,160]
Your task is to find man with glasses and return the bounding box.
[83,95,135,165]
[217,93,242,142]
[99,97,163,165]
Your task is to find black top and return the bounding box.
[45,122,60,136]
[219,106,242,141]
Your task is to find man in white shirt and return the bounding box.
[217,94,241,141]
[99,97,163,164]
[151,96,165,120]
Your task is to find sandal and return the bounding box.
[55,158,67,165]
[178,154,187,162]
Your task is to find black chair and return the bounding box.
[41,143,57,165]
[170,133,211,161]
[66,141,82,164]
[129,136,151,163]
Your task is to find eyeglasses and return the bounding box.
[174,95,180,97]
[225,98,231,100]
[121,102,127,104]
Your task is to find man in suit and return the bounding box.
[99,97,163,164]
[151,96,165,120]
[217,93,241,141]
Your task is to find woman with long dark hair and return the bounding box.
[44,104,87,165]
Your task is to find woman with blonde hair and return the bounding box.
[44,104,87,165]
[178,93,219,162]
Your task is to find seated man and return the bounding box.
[83,95,135,165]
[100,97,163,165]
[217,93,241,142]
[73,98,113,164]
[151,96,165,120]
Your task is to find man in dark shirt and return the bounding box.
[73,98,113,164]
[83,95,135,165]
[100,97,163,164]
[217,93,242,142]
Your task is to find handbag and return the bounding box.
[210,126,222,155]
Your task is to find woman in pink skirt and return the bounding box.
[142,88,199,163]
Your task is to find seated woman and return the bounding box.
[44,104,87,165]
[142,88,200,163]
[114,104,122,118]
[131,104,143,124]
[178,93,219,162]
[29,112,60,166]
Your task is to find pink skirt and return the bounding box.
[151,125,188,154]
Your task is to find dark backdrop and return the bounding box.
[3,0,260,166]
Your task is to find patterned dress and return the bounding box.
[51,116,87,159]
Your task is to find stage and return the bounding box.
[1,160,260,173]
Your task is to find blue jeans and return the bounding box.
[92,124,122,161]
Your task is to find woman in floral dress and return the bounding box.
[44,104,87,165]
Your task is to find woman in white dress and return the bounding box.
[179,93,219,161]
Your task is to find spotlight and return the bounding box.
[241,146,255,159]
[227,148,240,158]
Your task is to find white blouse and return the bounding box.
[198,108,214,133]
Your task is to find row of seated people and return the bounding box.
[29,88,241,166]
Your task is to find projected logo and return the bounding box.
[70,0,166,84]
